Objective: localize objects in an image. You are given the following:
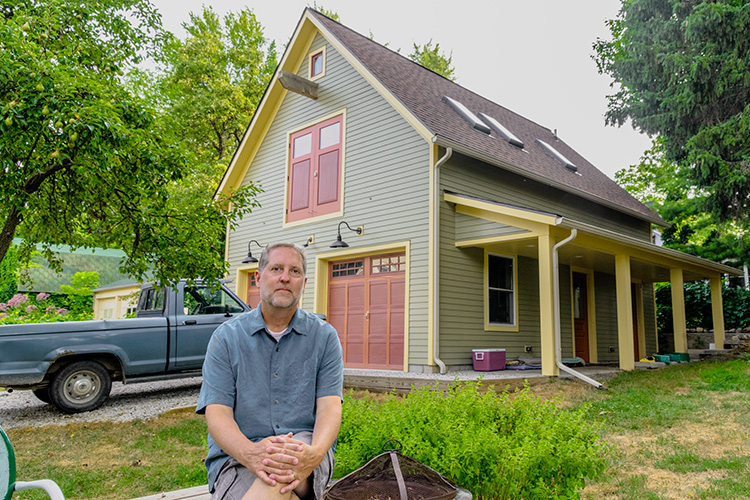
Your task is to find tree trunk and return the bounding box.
[0,205,22,266]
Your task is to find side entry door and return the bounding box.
[173,286,245,369]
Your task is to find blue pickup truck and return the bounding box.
[0,280,249,413]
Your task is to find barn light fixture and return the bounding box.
[330,221,362,248]
[241,240,264,264]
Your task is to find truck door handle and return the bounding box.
[182,320,197,325]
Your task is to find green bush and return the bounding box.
[335,382,607,499]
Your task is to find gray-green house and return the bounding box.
[217,9,740,376]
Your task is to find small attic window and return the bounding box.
[442,96,491,134]
[477,113,524,149]
[536,139,577,172]
[309,47,326,80]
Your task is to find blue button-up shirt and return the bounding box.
[196,307,344,490]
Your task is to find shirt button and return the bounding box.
[274,373,279,378]
[275,425,280,429]
[274,400,279,405]
[276,347,280,352]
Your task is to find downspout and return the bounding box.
[552,229,605,389]
[432,144,452,374]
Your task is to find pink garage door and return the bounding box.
[328,253,405,370]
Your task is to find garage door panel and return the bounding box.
[328,254,405,370]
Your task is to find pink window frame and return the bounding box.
[310,50,324,78]
[287,114,343,223]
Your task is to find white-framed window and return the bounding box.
[486,253,516,327]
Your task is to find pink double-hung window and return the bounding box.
[287,114,342,222]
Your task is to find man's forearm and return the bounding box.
[205,404,257,467]
[310,395,343,460]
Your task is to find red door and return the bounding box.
[328,253,405,370]
[245,273,261,308]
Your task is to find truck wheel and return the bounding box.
[32,387,51,404]
[49,361,112,413]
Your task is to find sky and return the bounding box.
[150,0,652,180]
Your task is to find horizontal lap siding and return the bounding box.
[455,212,528,241]
[642,283,657,354]
[442,153,652,240]
[594,271,619,362]
[228,33,431,365]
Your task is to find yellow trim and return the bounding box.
[283,109,347,228]
[306,14,433,143]
[235,263,259,304]
[308,45,326,81]
[538,234,558,376]
[710,276,725,349]
[445,192,559,227]
[453,204,552,236]
[216,15,319,199]
[484,250,519,332]
[455,232,533,248]
[314,241,411,372]
[670,268,688,352]
[615,254,635,371]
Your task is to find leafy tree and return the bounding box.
[0,243,17,302]
[158,6,277,166]
[0,0,259,287]
[310,2,340,22]
[616,138,750,267]
[409,39,456,81]
[594,0,750,225]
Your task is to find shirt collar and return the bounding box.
[248,307,307,336]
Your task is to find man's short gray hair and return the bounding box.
[258,242,307,275]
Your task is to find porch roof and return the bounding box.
[445,192,742,282]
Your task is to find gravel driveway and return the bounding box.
[0,377,203,429]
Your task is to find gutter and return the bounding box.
[432,144,453,374]
[552,229,605,389]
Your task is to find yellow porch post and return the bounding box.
[615,254,635,371]
[538,233,558,376]
[670,268,688,352]
[710,276,725,350]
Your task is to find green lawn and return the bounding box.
[6,357,750,500]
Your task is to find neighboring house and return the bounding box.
[216,9,741,376]
[92,278,140,319]
[13,238,138,319]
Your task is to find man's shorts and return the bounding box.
[211,431,334,500]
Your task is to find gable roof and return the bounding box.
[307,10,664,226]
[219,8,664,227]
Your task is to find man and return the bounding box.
[197,242,344,500]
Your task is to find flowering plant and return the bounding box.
[0,293,78,324]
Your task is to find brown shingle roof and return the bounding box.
[309,9,664,225]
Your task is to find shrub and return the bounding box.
[335,382,607,499]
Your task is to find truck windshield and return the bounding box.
[184,287,245,315]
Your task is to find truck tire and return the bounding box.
[49,360,112,413]
[32,387,51,404]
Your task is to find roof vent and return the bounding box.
[478,113,524,148]
[442,96,491,134]
[535,139,577,172]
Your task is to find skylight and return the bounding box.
[535,139,577,172]
[477,113,524,149]
[442,96,491,134]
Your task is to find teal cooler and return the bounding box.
[472,348,506,371]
